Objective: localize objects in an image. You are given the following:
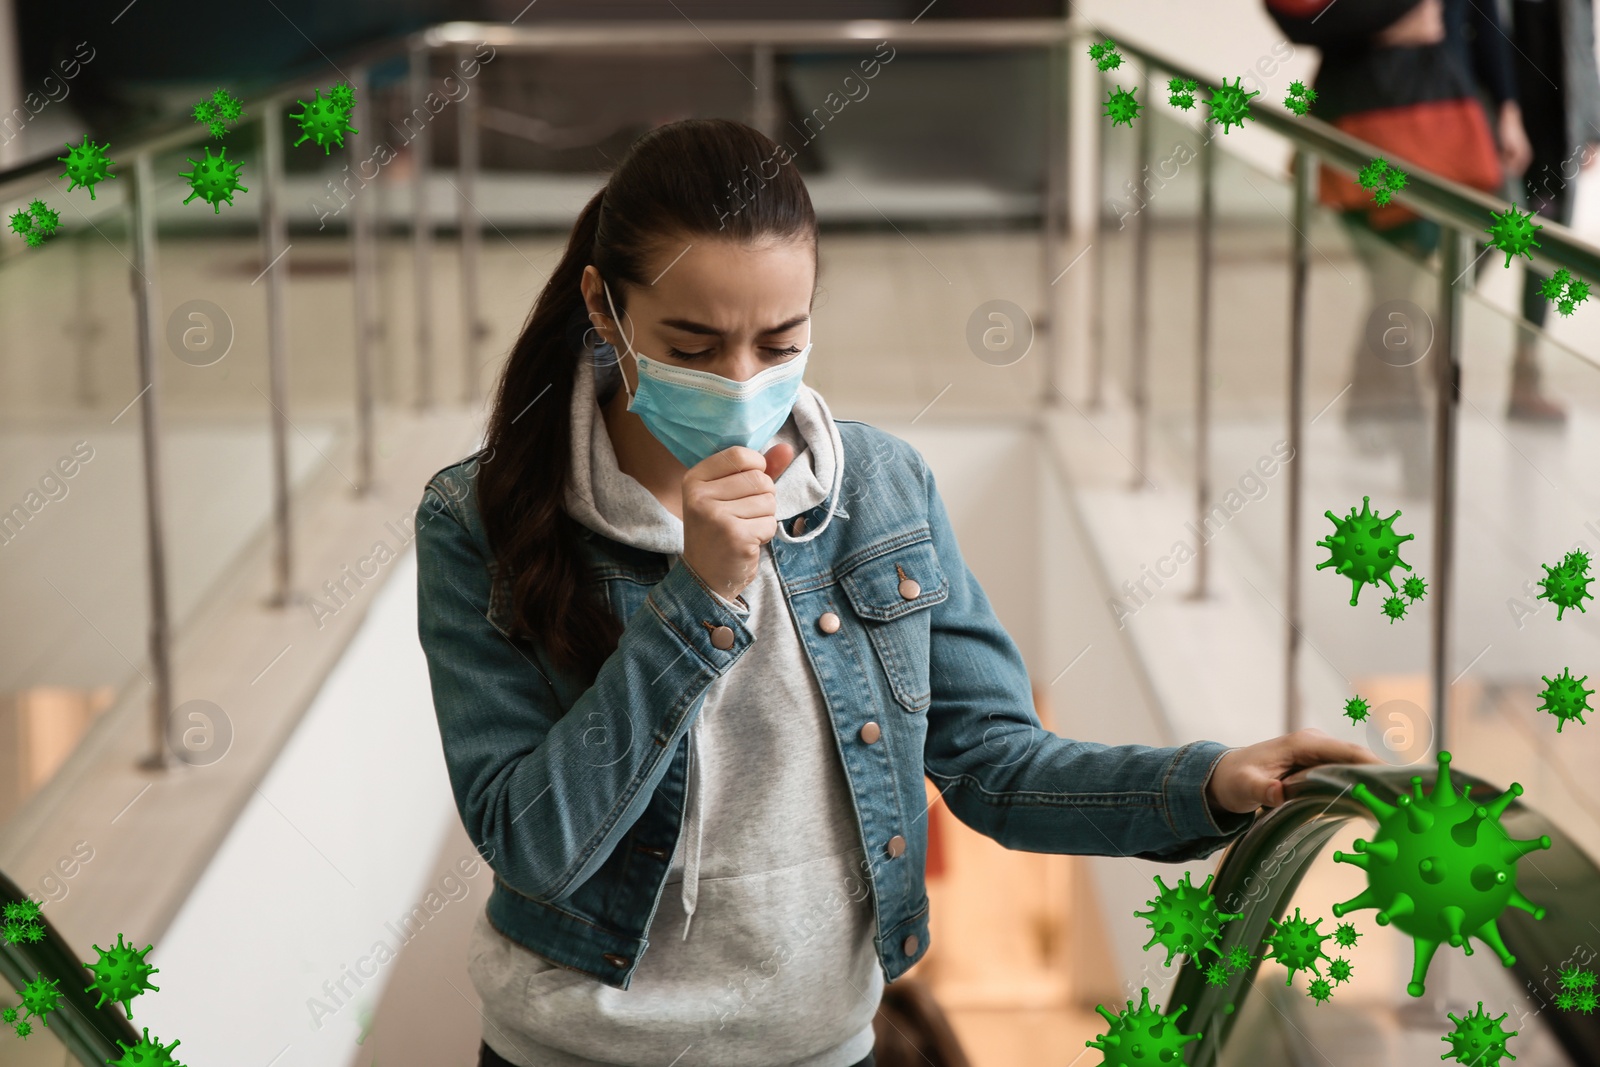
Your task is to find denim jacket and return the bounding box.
[414,419,1255,992]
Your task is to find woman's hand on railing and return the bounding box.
[1205,727,1382,814]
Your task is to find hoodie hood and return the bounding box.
[562,343,845,936]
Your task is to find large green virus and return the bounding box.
[179,147,248,213]
[1537,553,1594,620]
[1133,871,1243,965]
[1168,77,1198,111]
[1104,86,1142,128]
[1261,907,1334,986]
[290,88,359,153]
[1207,77,1260,134]
[1086,987,1201,1066]
[83,932,161,1019]
[1332,751,1551,997]
[1316,496,1415,606]
[1535,667,1592,733]
[1441,1001,1518,1067]
[109,1026,185,1067]
[58,135,117,199]
[18,972,62,1027]
[1486,205,1544,268]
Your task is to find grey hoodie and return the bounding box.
[467,348,883,1067]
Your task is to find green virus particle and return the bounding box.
[1,1006,14,1024]
[1088,39,1124,72]
[1104,86,1142,128]
[1283,81,1317,117]
[1316,495,1415,606]
[1203,960,1230,987]
[1538,268,1592,317]
[3,898,43,925]
[290,88,359,153]
[211,87,245,123]
[1559,966,1597,992]
[1226,944,1254,972]
[1332,750,1551,997]
[108,1026,184,1067]
[1564,548,1592,576]
[1357,157,1408,206]
[191,99,216,125]
[1086,987,1201,1066]
[1381,594,1408,623]
[1133,871,1244,965]
[1440,1001,1518,1067]
[1577,989,1600,1014]
[179,146,248,214]
[9,198,62,249]
[1343,695,1371,724]
[1261,907,1334,986]
[15,1017,31,1038]
[327,81,356,112]
[1167,76,1198,111]
[1535,667,1592,733]
[1557,990,1578,1010]
[1328,957,1354,985]
[1536,555,1594,620]
[1539,269,1572,301]
[1206,76,1260,134]
[19,973,62,1026]
[1402,575,1428,602]
[1486,205,1544,268]
[1307,976,1334,1004]
[83,932,161,1019]
[57,135,118,200]
[207,118,227,139]
[1333,921,1360,948]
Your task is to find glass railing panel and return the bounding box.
[0,182,145,836]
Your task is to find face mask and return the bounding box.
[601,278,811,469]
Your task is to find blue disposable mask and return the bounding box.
[601,279,811,469]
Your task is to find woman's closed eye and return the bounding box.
[666,344,802,361]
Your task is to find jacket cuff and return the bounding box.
[645,561,755,671]
[1166,740,1256,841]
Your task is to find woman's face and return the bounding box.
[581,235,815,394]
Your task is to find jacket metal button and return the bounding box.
[710,625,735,650]
[818,612,840,634]
[887,834,906,858]
[792,515,807,535]
[603,952,630,967]
[898,577,920,599]
[902,934,919,955]
[860,721,881,744]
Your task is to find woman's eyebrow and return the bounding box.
[657,314,809,336]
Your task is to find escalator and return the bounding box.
[0,868,140,1064]
[4,761,1597,1064]
[1170,761,1600,1067]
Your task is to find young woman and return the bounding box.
[414,117,1377,1067]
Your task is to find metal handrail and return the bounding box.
[1171,764,1600,1067]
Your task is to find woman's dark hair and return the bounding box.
[476,118,819,685]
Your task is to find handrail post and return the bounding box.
[410,42,434,411]
[1128,62,1153,487]
[352,66,377,494]
[261,97,294,608]
[1285,149,1312,734]
[458,44,483,406]
[1041,37,1065,407]
[130,152,172,772]
[1189,119,1215,600]
[1432,226,1466,760]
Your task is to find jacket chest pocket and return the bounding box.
[838,536,949,713]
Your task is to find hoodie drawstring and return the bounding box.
[680,714,703,938]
